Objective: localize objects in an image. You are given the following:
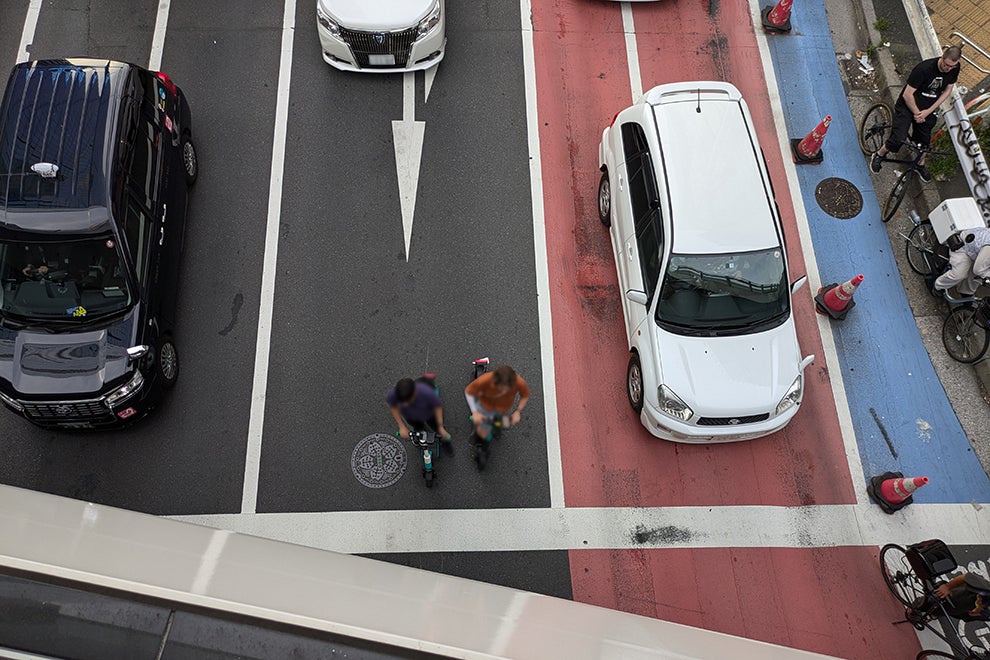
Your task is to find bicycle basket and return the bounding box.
[975,299,990,330]
[906,539,957,580]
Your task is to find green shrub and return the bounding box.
[929,119,990,181]
[874,17,890,32]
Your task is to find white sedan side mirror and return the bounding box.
[791,276,808,293]
[626,290,649,305]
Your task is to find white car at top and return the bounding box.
[597,81,814,443]
[317,0,446,72]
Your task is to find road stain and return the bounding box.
[219,292,244,336]
[916,418,933,443]
[630,523,693,545]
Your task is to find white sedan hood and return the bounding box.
[319,0,436,30]
[653,320,801,416]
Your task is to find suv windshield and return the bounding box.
[0,235,132,320]
[656,248,788,336]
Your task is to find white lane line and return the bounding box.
[171,502,990,554]
[148,0,171,71]
[745,0,867,501]
[620,3,642,103]
[424,64,438,102]
[242,0,296,514]
[520,0,565,508]
[16,0,42,63]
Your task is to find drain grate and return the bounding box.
[351,433,407,488]
[815,177,863,219]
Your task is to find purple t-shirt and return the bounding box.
[385,380,442,422]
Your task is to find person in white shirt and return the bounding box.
[934,227,990,295]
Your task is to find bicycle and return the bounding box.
[398,372,446,488]
[858,103,954,222]
[879,540,990,660]
[902,215,947,277]
[942,294,990,364]
[468,357,512,471]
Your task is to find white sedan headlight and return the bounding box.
[658,385,693,421]
[105,370,144,407]
[417,1,441,37]
[775,375,803,416]
[317,5,341,37]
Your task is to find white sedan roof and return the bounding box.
[650,87,780,254]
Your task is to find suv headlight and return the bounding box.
[0,390,23,412]
[658,385,693,422]
[317,5,340,37]
[775,375,803,416]
[417,1,441,37]
[105,370,144,407]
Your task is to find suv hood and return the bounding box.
[652,320,800,416]
[319,0,436,30]
[0,309,138,397]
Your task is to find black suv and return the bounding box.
[0,58,197,429]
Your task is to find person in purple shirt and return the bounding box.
[386,377,453,452]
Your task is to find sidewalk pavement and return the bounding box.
[927,0,990,93]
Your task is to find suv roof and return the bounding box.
[0,59,129,215]
[647,82,779,254]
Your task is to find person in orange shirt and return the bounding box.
[464,364,530,465]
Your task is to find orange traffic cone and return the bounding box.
[791,115,832,164]
[761,0,794,33]
[815,274,863,320]
[867,471,929,513]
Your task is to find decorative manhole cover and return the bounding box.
[815,177,863,219]
[351,433,407,488]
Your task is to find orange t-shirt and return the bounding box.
[466,372,530,413]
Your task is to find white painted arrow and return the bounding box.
[392,72,425,261]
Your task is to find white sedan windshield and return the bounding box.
[656,248,789,335]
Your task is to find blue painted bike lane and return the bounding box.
[761,0,990,502]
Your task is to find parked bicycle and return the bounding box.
[859,103,954,222]
[942,293,990,364]
[880,540,990,660]
[902,214,947,277]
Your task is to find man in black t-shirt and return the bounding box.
[871,45,961,182]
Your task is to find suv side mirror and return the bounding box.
[626,290,649,306]
[791,276,808,293]
[127,345,149,361]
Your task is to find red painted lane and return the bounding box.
[570,546,921,659]
[531,0,855,508]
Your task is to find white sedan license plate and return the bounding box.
[368,54,395,66]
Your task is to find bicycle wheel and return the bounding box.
[859,102,893,155]
[883,169,916,222]
[880,544,928,607]
[942,306,990,363]
[906,221,939,275]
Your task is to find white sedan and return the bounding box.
[597,81,814,442]
[316,0,446,72]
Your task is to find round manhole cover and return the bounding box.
[815,177,863,219]
[351,433,407,488]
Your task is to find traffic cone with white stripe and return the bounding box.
[791,115,831,164]
[815,274,863,320]
[867,472,929,513]
[761,0,794,33]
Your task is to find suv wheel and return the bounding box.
[182,137,198,186]
[598,171,611,227]
[158,339,179,390]
[627,353,643,413]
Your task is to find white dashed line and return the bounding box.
[16,0,42,64]
[242,0,297,514]
[148,0,171,71]
[620,3,643,103]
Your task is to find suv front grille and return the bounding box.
[696,413,770,426]
[21,399,112,422]
[339,27,418,68]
